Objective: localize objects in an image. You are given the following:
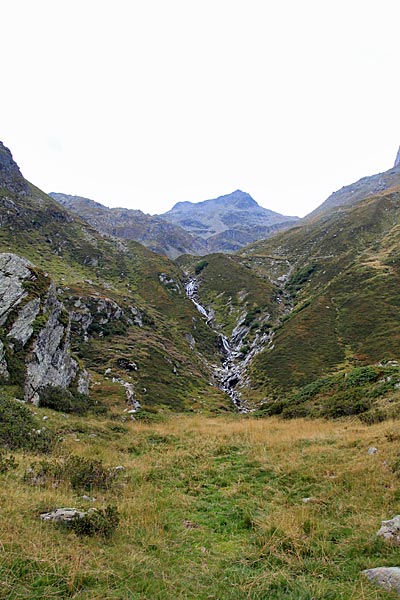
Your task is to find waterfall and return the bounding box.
[185,278,246,411]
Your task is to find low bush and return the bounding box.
[71,505,120,538]
[0,398,56,453]
[25,455,119,491]
[39,386,107,415]
[194,260,209,275]
[0,451,18,474]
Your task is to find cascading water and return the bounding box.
[185,278,245,410]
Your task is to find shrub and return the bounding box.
[24,455,118,491]
[39,386,106,415]
[71,505,120,538]
[0,398,56,453]
[194,260,208,275]
[345,366,379,387]
[66,455,118,491]
[0,451,18,474]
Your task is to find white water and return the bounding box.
[185,278,245,411]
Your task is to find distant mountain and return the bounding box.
[50,190,299,256]
[49,193,207,259]
[159,190,299,252]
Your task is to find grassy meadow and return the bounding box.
[0,410,400,599]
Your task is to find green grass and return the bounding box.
[0,410,400,598]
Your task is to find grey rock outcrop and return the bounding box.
[40,508,87,525]
[362,567,400,595]
[377,515,400,545]
[25,280,79,404]
[394,146,400,168]
[0,142,29,195]
[0,252,86,405]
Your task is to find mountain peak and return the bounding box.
[394,146,400,168]
[0,141,28,194]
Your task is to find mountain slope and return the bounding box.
[0,142,230,412]
[306,162,400,220]
[237,186,400,404]
[49,193,207,259]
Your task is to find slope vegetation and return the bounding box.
[0,142,229,413]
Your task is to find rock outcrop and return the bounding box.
[395,146,400,168]
[376,515,400,545]
[0,252,86,404]
[0,142,29,195]
[362,567,400,595]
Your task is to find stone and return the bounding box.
[40,507,86,525]
[0,252,87,405]
[7,297,41,346]
[395,146,400,168]
[377,515,400,545]
[0,340,9,378]
[362,567,400,594]
[0,142,29,194]
[367,447,378,455]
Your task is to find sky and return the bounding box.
[2,0,399,217]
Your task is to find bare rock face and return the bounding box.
[0,252,85,405]
[395,146,400,168]
[0,142,29,195]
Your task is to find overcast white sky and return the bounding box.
[2,0,399,217]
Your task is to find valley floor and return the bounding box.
[1,412,400,599]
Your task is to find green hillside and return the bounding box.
[0,149,229,414]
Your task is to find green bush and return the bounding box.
[71,505,120,538]
[345,366,379,387]
[0,451,18,474]
[24,455,119,491]
[321,389,372,418]
[0,398,56,453]
[194,260,209,275]
[66,455,118,491]
[39,386,106,415]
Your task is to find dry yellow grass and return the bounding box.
[0,413,399,598]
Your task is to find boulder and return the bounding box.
[377,515,400,545]
[40,508,86,525]
[362,567,400,594]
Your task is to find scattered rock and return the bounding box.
[377,515,400,545]
[362,567,400,594]
[40,508,86,525]
[368,447,378,455]
[182,519,200,529]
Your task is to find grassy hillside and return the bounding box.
[1,405,399,598]
[0,182,229,413]
[238,189,400,404]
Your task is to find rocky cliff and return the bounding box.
[50,190,299,256]
[0,252,88,405]
[0,142,29,195]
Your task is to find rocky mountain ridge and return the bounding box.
[306,160,400,219]
[50,190,299,257]
[160,190,299,252]
[49,193,207,259]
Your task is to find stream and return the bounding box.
[185,278,245,411]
